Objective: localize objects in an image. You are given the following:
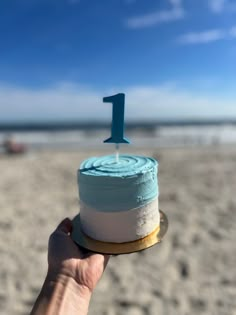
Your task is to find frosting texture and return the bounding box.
[78,154,158,211]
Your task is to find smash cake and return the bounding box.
[72,153,167,253]
[72,93,167,254]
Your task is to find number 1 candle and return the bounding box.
[103,93,130,145]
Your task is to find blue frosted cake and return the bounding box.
[78,154,160,243]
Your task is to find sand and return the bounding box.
[0,146,235,315]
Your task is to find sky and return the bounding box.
[0,0,236,122]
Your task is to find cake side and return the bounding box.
[79,198,159,243]
[78,154,160,243]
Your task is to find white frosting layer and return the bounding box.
[80,198,160,243]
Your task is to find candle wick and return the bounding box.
[115,143,119,163]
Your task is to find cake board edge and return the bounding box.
[71,210,168,255]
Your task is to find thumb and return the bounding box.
[56,218,72,234]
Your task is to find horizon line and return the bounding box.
[0,118,236,131]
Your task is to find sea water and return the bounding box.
[0,123,236,151]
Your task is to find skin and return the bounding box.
[30,218,110,315]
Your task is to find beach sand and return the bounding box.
[0,146,235,315]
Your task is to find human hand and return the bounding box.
[47,218,110,293]
[31,218,110,315]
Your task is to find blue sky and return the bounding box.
[0,0,236,122]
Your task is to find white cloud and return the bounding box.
[126,7,185,29]
[125,0,184,29]
[124,85,236,120]
[0,83,105,122]
[208,0,236,13]
[229,25,236,37]
[208,0,226,13]
[0,82,235,122]
[177,29,226,44]
[177,25,236,44]
[170,0,182,8]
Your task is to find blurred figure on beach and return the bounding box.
[0,135,26,155]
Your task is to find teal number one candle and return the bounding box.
[103,93,130,144]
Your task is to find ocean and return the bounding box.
[0,121,236,151]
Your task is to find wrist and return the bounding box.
[46,270,92,298]
[31,272,92,315]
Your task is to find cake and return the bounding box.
[77,154,160,243]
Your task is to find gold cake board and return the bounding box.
[72,210,168,255]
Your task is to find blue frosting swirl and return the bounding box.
[78,154,158,211]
